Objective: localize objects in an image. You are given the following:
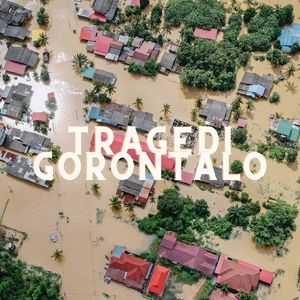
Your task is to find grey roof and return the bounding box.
[4,46,39,67]
[238,72,274,98]
[199,99,232,128]
[160,52,176,71]
[0,0,32,26]
[93,69,117,85]
[4,25,30,40]
[6,155,52,188]
[199,166,224,188]
[77,7,93,19]
[130,110,157,132]
[92,0,119,21]
[119,46,130,62]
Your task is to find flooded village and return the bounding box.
[0,0,300,299]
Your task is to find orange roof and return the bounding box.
[147,265,170,296]
[259,269,274,285]
[210,289,240,300]
[32,112,48,123]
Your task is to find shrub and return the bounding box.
[209,217,233,239]
[231,160,243,174]
[286,148,298,163]
[232,128,247,144]
[2,73,10,82]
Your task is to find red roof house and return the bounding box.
[179,170,194,185]
[127,0,140,7]
[259,269,275,285]
[105,245,152,291]
[4,61,26,75]
[210,289,241,300]
[32,112,48,123]
[80,27,98,41]
[194,27,218,40]
[47,92,55,100]
[237,118,247,128]
[89,12,106,22]
[132,41,156,62]
[147,265,170,296]
[90,131,176,171]
[215,256,260,293]
[94,33,123,56]
[158,233,219,276]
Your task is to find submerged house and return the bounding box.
[92,0,119,21]
[210,289,240,300]
[199,166,225,189]
[1,151,52,188]
[4,46,39,74]
[237,72,274,99]
[271,119,300,143]
[158,233,219,276]
[215,256,274,293]
[199,99,232,129]
[2,127,52,154]
[105,245,153,292]
[159,51,178,74]
[0,83,32,119]
[194,27,218,40]
[3,25,30,40]
[82,67,117,85]
[117,173,155,207]
[278,23,300,53]
[147,265,170,297]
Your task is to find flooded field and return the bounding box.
[0,0,300,299]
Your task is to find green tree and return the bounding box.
[246,99,254,112]
[266,49,289,67]
[72,53,88,71]
[40,63,50,81]
[51,250,64,262]
[284,62,297,78]
[134,97,143,110]
[38,32,48,47]
[109,196,122,212]
[37,7,49,26]
[91,183,100,194]
[286,148,298,163]
[161,103,171,118]
[269,92,280,103]
[191,108,198,122]
[195,199,210,219]
[195,96,204,109]
[125,201,135,216]
[231,160,243,174]
[49,145,62,163]
[232,128,247,144]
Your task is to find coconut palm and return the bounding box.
[72,53,88,71]
[38,32,48,47]
[246,99,254,112]
[49,145,62,164]
[93,80,105,94]
[233,107,242,121]
[134,97,143,111]
[284,63,297,79]
[84,89,96,103]
[125,201,135,215]
[161,103,171,118]
[105,83,116,96]
[109,196,122,212]
[191,108,198,122]
[162,23,172,38]
[150,197,156,205]
[51,250,64,262]
[91,183,100,194]
[195,96,204,109]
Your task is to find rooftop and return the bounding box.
[194,27,218,40]
[92,0,119,21]
[147,265,170,296]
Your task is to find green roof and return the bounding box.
[276,119,292,136]
[81,67,95,80]
[290,127,300,142]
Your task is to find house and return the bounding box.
[3,25,30,40]
[0,83,32,119]
[130,110,157,133]
[210,289,240,300]
[170,119,199,149]
[168,41,179,53]
[5,153,52,188]
[32,112,48,124]
[229,180,244,191]
[159,52,178,74]
[80,27,98,41]
[0,124,6,145]
[158,233,219,276]
[237,117,247,128]
[237,72,274,98]
[117,173,155,207]
[126,0,140,7]
[4,46,39,69]
[105,245,153,291]
[179,170,194,185]
[77,7,106,22]
[199,166,225,188]
[90,130,176,170]
[2,127,52,154]
[194,27,218,40]
[4,60,26,75]
[82,67,117,85]
[106,43,123,61]
[272,119,300,143]
[278,23,300,52]
[132,37,144,48]
[0,1,32,26]
[92,0,119,21]
[132,41,156,62]
[147,265,170,297]
[215,256,274,293]
[199,99,232,128]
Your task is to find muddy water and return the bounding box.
[0,0,300,299]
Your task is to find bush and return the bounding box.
[2,73,10,82]
[286,148,298,163]
[232,128,247,144]
[37,7,49,26]
[231,160,243,174]
[266,49,289,67]
[195,199,210,219]
[209,217,233,239]
[240,192,250,203]
[243,7,256,23]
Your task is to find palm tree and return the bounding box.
[84,89,96,103]
[195,96,204,109]
[134,97,143,111]
[191,108,198,122]
[109,196,122,212]
[49,145,62,164]
[161,103,171,118]
[125,201,135,215]
[162,23,172,38]
[105,83,116,96]
[91,183,100,194]
[93,81,105,94]
[38,32,48,47]
[51,250,64,262]
[72,53,88,71]
[246,99,254,112]
[284,63,297,78]
[233,107,242,121]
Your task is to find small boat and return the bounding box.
[50,234,58,243]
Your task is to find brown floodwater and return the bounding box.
[0,0,300,299]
